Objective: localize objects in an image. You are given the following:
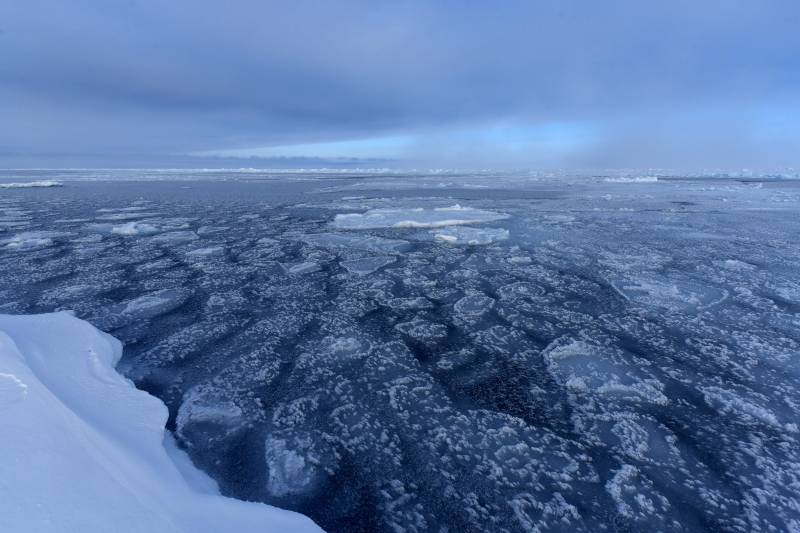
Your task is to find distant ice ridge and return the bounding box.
[333,204,508,229]
[0,180,63,188]
[604,176,659,183]
[0,313,323,533]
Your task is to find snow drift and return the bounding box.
[0,312,323,533]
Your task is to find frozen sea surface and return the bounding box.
[2,170,800,532]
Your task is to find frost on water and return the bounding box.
[1,171,800,532]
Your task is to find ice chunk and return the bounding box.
[333,204,509,229]
[340,256,396,275]
[433,226,509,245]
[0,312,323,533]
[604,176,659,183]
[284,262,322,275]
[94,289,191,330]
[454,294,495,316]
[186,246,225,258]
[301,232,410,253]
[112,221,159,236]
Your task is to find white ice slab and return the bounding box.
[333,204,508,229]
[0,312,323,533]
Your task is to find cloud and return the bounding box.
[0,0,798,168]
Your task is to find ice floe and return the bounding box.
[301,232,410,253]
[2,231,71,250]
[333,204,508,229]
[340,256,396,275]
[432,226,509,245]
[112,221,159,235]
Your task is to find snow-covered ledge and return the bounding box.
[0,312,323,533]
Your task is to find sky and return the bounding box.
[1,0,799,170]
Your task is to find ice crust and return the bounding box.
[0,312,323,533]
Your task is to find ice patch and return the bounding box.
[186,246,225,258]
[340,256,396,275]
[2,231,70,250]
[333,204,509,229]
[112,221,159,236]
[433,226,509,245]
[454,294,495,316]
[302,232,410,253]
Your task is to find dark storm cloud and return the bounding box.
[1,0,798,168]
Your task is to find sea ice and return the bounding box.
[285,261,322,275]
[340,256,396,275]
[0,180,63,188]
[2,231,71,250]
[432,226,509,245]
[333,204,509,229]
[301,232,411,253]
[112,221,159,235]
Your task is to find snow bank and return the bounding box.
[0,312,324,533]
[0,180,63,188]
[333,204,508,229]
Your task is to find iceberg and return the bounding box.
[0,312,323,533]
[333,204,508,229]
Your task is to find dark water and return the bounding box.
[1,172,799,532]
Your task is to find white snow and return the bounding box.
[0,312,323,533]
[333,204,508,229]
[0,180,63,188]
